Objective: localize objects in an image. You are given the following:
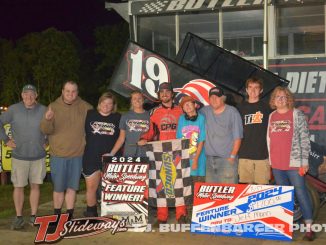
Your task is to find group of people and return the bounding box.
[0,78,315,240]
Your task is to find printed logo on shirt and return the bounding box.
[90,121,116,135]
[244,111,264,125]
[182,125,200,159]
[126,119,149,132]
[160,114,178,131]
[270,120,291,133]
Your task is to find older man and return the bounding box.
[0,84,47,229]
[41,81,92,218]
[200,86,243,183]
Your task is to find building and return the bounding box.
[106,0,326,145]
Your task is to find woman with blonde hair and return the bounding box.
[82,92,121,217]
[267,86,314,241]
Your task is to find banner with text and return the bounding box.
[191,183,294,241]
[101,156,149,232]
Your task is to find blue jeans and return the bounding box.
[206,156,238,184]
[272,169,313,222]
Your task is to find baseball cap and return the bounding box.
[157,82,173,93]
[22,84,37,93]
[209,86,224,97]
[179,96,195,109]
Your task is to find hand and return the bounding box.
[138,139,147,146]
[6,139,16,148]
[192,159,198,170]
[45,106,54,120]
[227,157,235,164]
[299,165,309,176]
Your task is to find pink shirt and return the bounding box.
[269,110,297,170]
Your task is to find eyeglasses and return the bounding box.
[275,96,287,101]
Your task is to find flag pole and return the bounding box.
[263,0,269,69]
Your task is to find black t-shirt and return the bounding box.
[237,100,272,159]
[83,110,121,166]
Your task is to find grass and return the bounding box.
[0,177,86,219]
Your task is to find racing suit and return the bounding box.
[141,103,186,221]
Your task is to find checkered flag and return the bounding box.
[139,1,168,14]
[145,138,192,207]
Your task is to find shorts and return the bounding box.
[50,156,82,192]
[11,158,46,187]
[238,158,270,184]
[206,156,238,184]
[82,159,102,177]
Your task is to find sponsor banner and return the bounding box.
[145,138,192,207]
[109,41,243,106]
[267,58,326,146]
[130,0,313,16]
[191,183,294,241]
[1,124,50,171]
[101,156,149,232]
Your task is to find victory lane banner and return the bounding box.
[145,138,192,208]
[191,183,294,241]
[101,156,149,232]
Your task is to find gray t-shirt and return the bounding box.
[200,104,243,158]
[0,102,47,160]
[119,110,150,157]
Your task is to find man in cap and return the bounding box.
[200,86,243,183]
[139,82,187,225]
[0,84,47,229]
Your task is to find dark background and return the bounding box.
[0,0,123,47]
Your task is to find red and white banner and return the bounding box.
[101,156,149,232]
[191,183,294,241]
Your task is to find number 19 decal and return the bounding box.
[128,49,170,99]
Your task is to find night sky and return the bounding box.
[0,0,123,47]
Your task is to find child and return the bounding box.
[176,96,206,221]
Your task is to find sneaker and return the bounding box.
[177,215,188,224]
[303,231,316,241]
[29,215,36,226]
[11,217,25,230]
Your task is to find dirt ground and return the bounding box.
[0,193,325,245]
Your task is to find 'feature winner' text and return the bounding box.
[102,163,147,203]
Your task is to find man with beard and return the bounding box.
[139,82,187,226]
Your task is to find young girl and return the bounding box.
[83,92,121,217]
[110,91,150,157]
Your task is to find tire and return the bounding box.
[293,181,320,223]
